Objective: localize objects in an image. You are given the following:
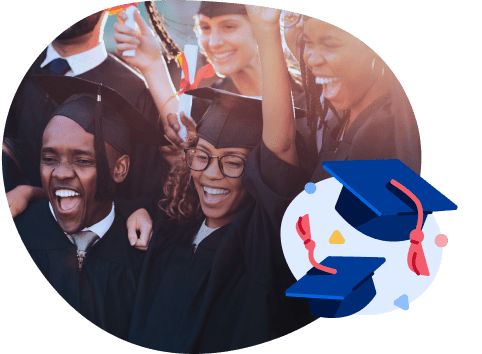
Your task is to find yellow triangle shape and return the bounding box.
[329,230,345,244]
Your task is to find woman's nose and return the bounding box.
[209,28,225,48]
[306,49,325,68]
[203,157,224,179]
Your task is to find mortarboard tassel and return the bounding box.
[296,215,337,274]
[390,179,430,276]
[92,84,115,201]
[159,55,215,115]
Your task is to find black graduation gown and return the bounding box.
[128,143,315,353]
[5,49,170,200]
[15,199,145,340]
[311,93,422,182]
[295,108,342,174]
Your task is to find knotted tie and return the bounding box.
[49,58,71,75]
[70,231,99,270]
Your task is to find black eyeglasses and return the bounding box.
[184,147,247,178]
[280,10,302,29]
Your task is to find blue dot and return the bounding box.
[305,182,316,194]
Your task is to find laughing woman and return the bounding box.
[126,87,312,352]
[124,5,314,351]
[300,16,422,180]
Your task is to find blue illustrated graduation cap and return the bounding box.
[285,159,457,317]
[286,257,386,318]
[322,159,457,242]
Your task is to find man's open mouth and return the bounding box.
[55,189,82,212]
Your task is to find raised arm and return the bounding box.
[246,6,298,166]
[114,10,188,149]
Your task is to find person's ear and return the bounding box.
[112,155,130,183]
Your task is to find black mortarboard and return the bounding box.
[286,256,386,318]
[323,159,458,242]
[186,87,305,149]
[34,75,169,200]
[197,1,247,18]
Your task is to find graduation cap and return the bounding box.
[286,256,386,318]
[34,75,169,200]
[185,87,305,149]
[323,159,457,242]
[197,1,248,18]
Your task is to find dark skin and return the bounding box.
[40,116,129,234]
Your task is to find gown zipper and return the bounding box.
[77,250,87,305]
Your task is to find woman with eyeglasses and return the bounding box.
[125,83,313,352]
[129,92,313,353]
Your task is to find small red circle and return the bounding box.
[435,234,448,248]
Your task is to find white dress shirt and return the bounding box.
[40,42,108,77]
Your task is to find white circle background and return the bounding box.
[281,177,443,315]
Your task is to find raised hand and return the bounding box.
[113,9,163,72]
[245,5,282,28]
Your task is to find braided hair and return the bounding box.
[299,39,345,136]
[144,1,182,62]
[299,40,325,133]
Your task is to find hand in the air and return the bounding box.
[113,9,163,72]
[245,5,282,29]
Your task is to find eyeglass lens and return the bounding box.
[186,149,245,178]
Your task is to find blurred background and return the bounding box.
[102,1,217,90]
[104,1,200,51]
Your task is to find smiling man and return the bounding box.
[14,76,168,340]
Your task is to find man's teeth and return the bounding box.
[203,186,229,195]
[213,52,234,59]
[55,189,80,197]
[315,77,341,85]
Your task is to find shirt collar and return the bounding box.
[40,42,107,76]
[49,202,115,238]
